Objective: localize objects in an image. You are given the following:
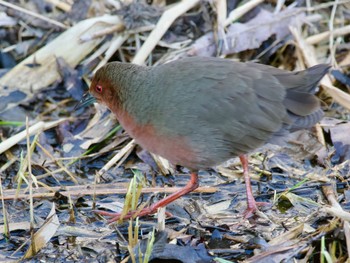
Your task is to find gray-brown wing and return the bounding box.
[150,58,288,166]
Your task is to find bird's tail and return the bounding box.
[276,64,330,133]
[283,64,330,119]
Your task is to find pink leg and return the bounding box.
[239,155,268,218]
[95,172,199,223]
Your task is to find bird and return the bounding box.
[77,57,329,222]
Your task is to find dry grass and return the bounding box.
[0,0,350,262]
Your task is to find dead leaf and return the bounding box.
[329,122,350,163]
[189,8,305,57]
[0,12,17,26]
[23,203,60,259]
[281,192,320,215]
[249,224,307,263]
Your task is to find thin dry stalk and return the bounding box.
[0,0,68,29]
[344,221,350,260]
[1,183,218,200]
[26,117,36,256]
[0,119,68,155]
[80,23,125,42]
[151,154,175,176]
[0,173,9,237]
[225,0,264,27]
[132,0,200,65]
[275,0,286,13]
[157,207,166,231]
[0,157,17,174]
[45,0,71,12]
[322,184,350,221]
[94,34,130,72]
[15,133,39,200]
[307,0,350,12]
[98,139,136,176]
[216,0,227,43]
[328,0,340,66]
[306,25,350,45]
[35,142,78,184]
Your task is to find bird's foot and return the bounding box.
[94,172,199,223]
[94,204,173,223]
[243,201,270,218]
[93,209,135,222]
[93,208,145,223]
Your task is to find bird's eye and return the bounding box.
[95,85,103,93]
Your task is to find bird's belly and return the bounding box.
[134,126,199,168]
[118,111,200,169]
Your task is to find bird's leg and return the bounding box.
[239,155,268,218]
[95,172,199,223]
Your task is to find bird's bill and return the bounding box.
[74,92,96,110]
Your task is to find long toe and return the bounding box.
[243,201,270,218]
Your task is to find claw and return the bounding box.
[94,172,199,223]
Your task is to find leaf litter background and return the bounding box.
[0,0,350,262]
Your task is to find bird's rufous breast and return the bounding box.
[116,108,200,169]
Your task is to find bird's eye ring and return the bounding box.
[95,85,103,93]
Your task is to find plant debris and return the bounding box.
[1,0,350,262]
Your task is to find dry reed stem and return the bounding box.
[98,139,136,176]
[0,171,9,237]
[328,0,339,66]
[0,119,68,155]
[0,0,68,29]
[275,0,286,13]
[322,184,350,221]
[0,15,120,93]
[225,0,264,27]
[0,183,218,200]
[35,143,78,184]
[151,153,175,175]
[307,0,350,12]
[344,221,350,259]
[45,0,71,12]
[306,25,350,45]
[80,23,125,42]
[132,0,200,65]
[216,0,227,48]
[94,34,130,73]
[216,0,227,28]
[25,117,36,256]
[82,41,112,66]
[290,26,350,110]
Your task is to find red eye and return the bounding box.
[95,85,103,93]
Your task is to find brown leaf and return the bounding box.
[23,203,60,259]
[329,122,350,163]
[189,8,305,57]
